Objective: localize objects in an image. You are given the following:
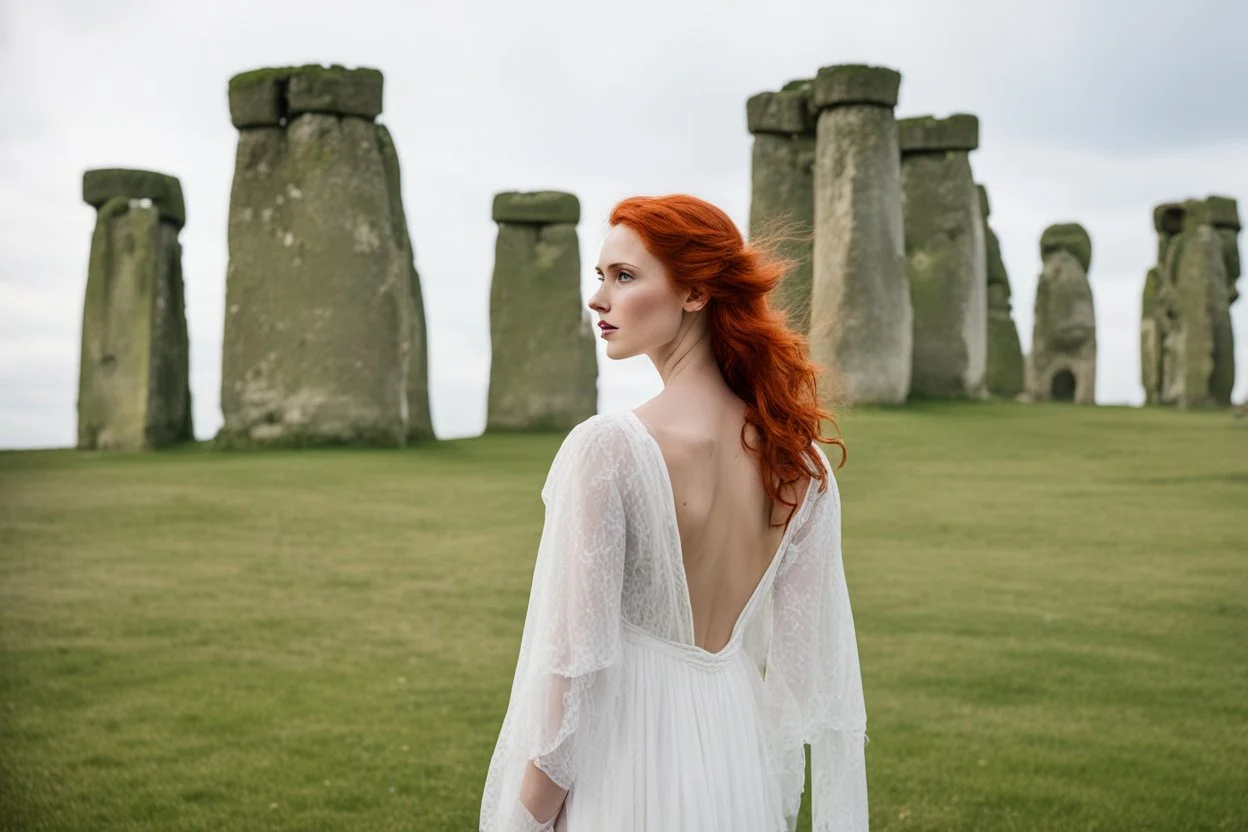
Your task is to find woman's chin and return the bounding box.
[603,340,633,360]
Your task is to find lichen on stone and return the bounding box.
[83,168,185,228]
[1040,223,1092,273]
[812,63,902,110]
[492,191,581,225]
[897,114,979,154]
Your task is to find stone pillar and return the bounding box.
[810,64,910,405]
[78,168,193,450]
[898,115,987,399]
[486,192,597,431]
[1141,203,1184,404]
[218,65,433,447]
[376,124,435,443]
[746,79,816,334]
[1207,195,1241,305]
[1159,200,1235,407]
[977,184,1025,397]
[1028,224,1096,404]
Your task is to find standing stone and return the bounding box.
[1157,199,1235,407]
[377,124,434,442]
[1028,224,1096,403]
[78,169,193,450]
[218,65,433,447]
[898,115,987,399]
[747,79,816,334]
[1141,203,1185,404]
[977,184,1025,397]
[486,192,596,431]
[810,64,911,405]
[1207,195,1241,305]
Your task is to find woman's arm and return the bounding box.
[479,415,630,831]
[518,757,568,825]
[765,466,868,831]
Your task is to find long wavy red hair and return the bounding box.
[609,194,846,526]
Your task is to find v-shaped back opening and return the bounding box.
[622,410,817,657]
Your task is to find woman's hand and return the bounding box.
[517,759,569,829]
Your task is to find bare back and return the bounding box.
[632,405,813,654]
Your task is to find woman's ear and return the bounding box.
[683,288,709,313]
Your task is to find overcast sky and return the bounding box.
[2,0,1245,449]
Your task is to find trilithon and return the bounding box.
[78,168,193,450]
[218,65,433,447]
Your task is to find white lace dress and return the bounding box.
[479,411,868,831]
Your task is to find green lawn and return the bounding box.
[1,401,1245,831]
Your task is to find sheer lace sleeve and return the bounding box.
[765,463,868,831]
[479,415,630,831]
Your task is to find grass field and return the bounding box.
[1,401,1246,831]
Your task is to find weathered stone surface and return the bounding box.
[1154,202,1186,234]
[492,191,581,225]
[1155,208,1235,407]
[811,65,911,405]
[987,309,1025,398]
[1140,265,1165,403]
[1028,224,1096,404]
[813,64,901,109]
[77,196,192,450]
[750,134,816,334]
[1040,223,1092,273]
[83,168,186,229]
[746,88,814,135]
[377,124,434,442]
[287,65,384,120]
[486,218,597,431]
[1206,195,1240,230]
[228,68,289,128]
[228,65,383,128]
[218,111,426,447]
[1142,203,1184,403]
[901,147,986,399]
[1217,225,1241,304]
[897,114,979,153]
[1152,202,1186,264]
[1206,196,1241,303]
[977,189,1007,293]
[977,182,1024,397]
[748,82,816,334]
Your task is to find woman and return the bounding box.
[479,195,867,831]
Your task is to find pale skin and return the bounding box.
[518,223,812,827]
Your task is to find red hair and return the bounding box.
[609,194,846,526]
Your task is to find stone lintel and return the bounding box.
[1040,223,1092,272]
[83,168,186,228]
[1206,195,1241,230]
[898,114,979,154]
[746,89,814,135]
[492,191,581,225]
[1153,202,1186,235]
[812,64,901,111]
[228,64,384,128]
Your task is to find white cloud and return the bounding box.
[1,0,1245,448]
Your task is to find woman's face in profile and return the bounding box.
[589,224,687,361]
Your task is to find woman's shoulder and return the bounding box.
[543,413,638,496]
[557,411,633,455]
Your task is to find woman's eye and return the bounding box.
[618,271,633,282]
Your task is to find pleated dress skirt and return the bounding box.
[559,620,788,831]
